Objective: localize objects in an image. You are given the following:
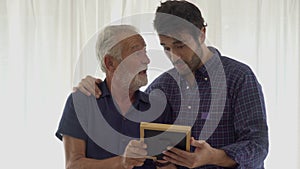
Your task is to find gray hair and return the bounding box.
[96,25,140,73]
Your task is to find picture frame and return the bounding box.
[140,122,191,160]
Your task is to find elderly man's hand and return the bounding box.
[121,140,148,169]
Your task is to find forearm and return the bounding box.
[211,148,237,168]
[66,156,123,169]
[221,138,268,168]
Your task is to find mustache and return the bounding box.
[173,59,186,66]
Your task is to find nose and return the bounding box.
[144,54,150,64]
[140,51,150,65]
[166,49,180,63]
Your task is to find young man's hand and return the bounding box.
[162,137,237,168]
[73,75,102,98]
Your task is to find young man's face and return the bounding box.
[159,32,203,76]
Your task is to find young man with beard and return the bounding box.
[74,1,269,168]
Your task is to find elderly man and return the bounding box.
[56,25,176,169]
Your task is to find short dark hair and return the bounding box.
[154,0,207,37]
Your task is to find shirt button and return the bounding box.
[204,77,208,81]
[188,106,191,109]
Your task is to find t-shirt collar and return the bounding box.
[99,79,149,103]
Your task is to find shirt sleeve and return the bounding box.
[55,93,88,141]
[221,72,269,168]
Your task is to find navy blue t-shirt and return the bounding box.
[56,80,172,168]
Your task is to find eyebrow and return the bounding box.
[173,40,184,45]
[160,40,184,46]
[131,43,146,50]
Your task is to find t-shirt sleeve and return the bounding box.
[55,93,88,141]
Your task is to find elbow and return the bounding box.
[66,160,75,169]
[65,156,84,169]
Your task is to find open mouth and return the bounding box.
[138,69,147,75]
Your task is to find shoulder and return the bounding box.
[207,50,263,99]
[220,56,254,77]
[219,56,260,88]
[218,57,265,107]
[209,47,254,77]
[62,91,92,116]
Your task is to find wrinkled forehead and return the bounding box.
[120,34,146,49]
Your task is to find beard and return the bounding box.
[129,73,148,91]
[173,46,203,76]
[115,70,148,92]
[175,52,202,77]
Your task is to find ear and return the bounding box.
[104,55,115,72]
[199,27,206,44]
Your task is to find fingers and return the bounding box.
[165,147,189,157]
[129,140,147,149]
[80,81,93,95]
[94,78,102,98]
[125,147,147,158]
[124,140,148,158]
[72,86,78,92]
[162,151,187,167]
[161,139,210,169]
[82,76,97,95]
[122,141,148,169]
[191,138,206,147]
[73,86,91,96]
[123,158,144,168]
[162,147,196,167]
[95,78,102,84]
[74,75,102,98]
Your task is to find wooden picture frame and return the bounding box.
[140,122,191,160]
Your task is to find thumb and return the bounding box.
[191,137,206,147]
[95,78,102,84]
[72,87,78,92]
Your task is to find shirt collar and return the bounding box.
[99,79,149,104]
[98,79,111,98]
[196,46,221,75]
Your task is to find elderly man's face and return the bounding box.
[114,34,150,90]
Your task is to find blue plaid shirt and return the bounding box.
[145,47,268,169]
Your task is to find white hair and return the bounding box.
[96,25,140,73]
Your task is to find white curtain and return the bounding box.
[0,0,299,168]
